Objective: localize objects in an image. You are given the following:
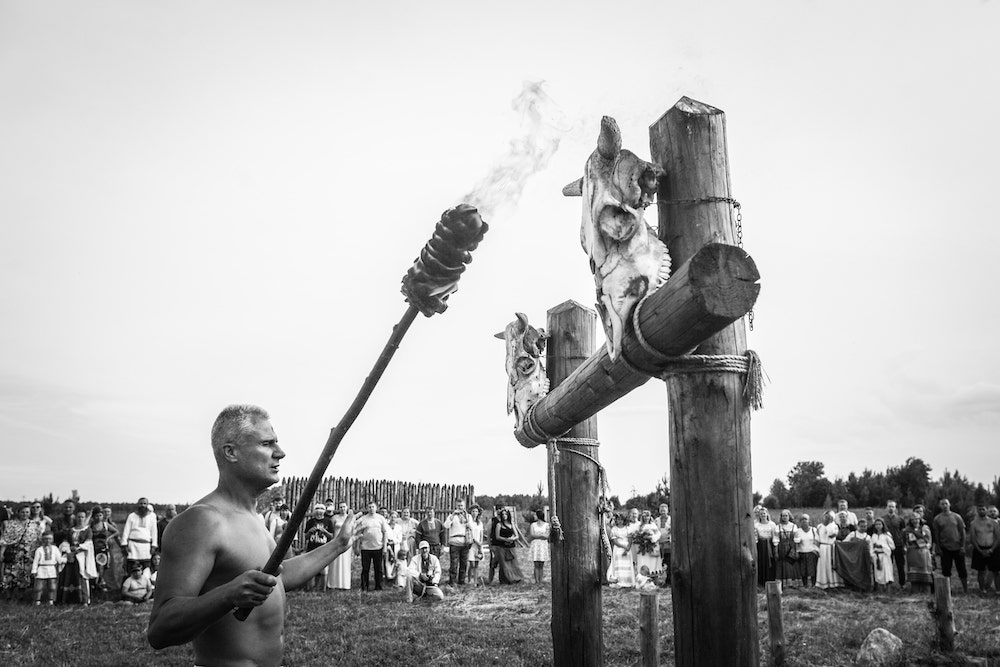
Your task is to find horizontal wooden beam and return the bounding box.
[515,242,759,448]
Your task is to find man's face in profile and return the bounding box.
[231,419,283,486]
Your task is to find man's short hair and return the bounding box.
[210,404,270,460]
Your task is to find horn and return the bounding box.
[597,116,621,160]
[494,331,506,339]
[562,178,583,197]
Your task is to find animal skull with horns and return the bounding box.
[495,313,549,431]
[564,116,671,361]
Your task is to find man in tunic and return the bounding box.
[146,404,355,667]
[969,504,1000,594]
[932,498,968,593]
[121,497,158,573]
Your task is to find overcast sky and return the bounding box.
[2,1,998,506]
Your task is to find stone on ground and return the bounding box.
[855,628,903,666]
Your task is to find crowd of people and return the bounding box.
[11,491,992,611]
[0,497,178,606]
[605,503,672,590]
[753,498,1000,595]
[261,496,557,602]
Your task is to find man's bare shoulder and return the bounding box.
[162,498,230,546]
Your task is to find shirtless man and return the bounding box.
[969,504,1000,594]
[147,405,355,666]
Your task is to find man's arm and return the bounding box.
[150,515,158,552]
[147,506,278,650]
[279,514,355,591]
[120,514,134,550]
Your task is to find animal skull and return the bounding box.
[565,116,671,361]
[495,313,550,431]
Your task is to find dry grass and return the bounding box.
[1,550,998,666]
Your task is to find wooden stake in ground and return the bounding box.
[640,590,660,667]
[765,581,786,667]
[650,97,760,666]
[547,301,603,667]
[934,574,956,652]
[234,205,488,621]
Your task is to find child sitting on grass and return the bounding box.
[120,562,152,604]
[31,532,64,606]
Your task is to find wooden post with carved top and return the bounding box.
[650,96,759,667]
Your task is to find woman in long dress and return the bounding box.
[607,513,636,589]
[773,510,800,587]
[490,508,523,584]
[754,506,777,586]
[89,507,118,594]
[0,505,43,601]
[634,510,662,583]
[815,510,844,589]
[59,510,97,605]
[466,506,485,586]
[903,512,933,593]
[527,510,550,586]
[325,503,353,591]
[869,517,895,592]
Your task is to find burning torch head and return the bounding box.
[401,205,489,317]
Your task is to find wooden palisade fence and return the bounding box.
[279,476,475,518]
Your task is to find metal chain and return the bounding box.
[730,200,754,332]
[659,195,754,331]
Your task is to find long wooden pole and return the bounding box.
[235,205,488,620]
[548,301,603,667]
[515,243,759,448]
[234,304,419,620]
[650,96,759,666]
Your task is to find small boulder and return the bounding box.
[855,628,903,666]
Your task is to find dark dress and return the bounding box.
[774,523,800,582]
[491,521,523,584]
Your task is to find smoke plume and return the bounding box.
[460,81,567,220]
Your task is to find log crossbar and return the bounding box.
[516,242,759,448]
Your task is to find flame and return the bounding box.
[460,81,566,219]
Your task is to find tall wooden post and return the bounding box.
[548,300,603,667]
[650,97,759,666]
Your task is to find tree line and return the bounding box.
[759,457,1000,519]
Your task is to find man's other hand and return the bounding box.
[334,514,356,550]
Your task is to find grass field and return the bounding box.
[1,550,998,666]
